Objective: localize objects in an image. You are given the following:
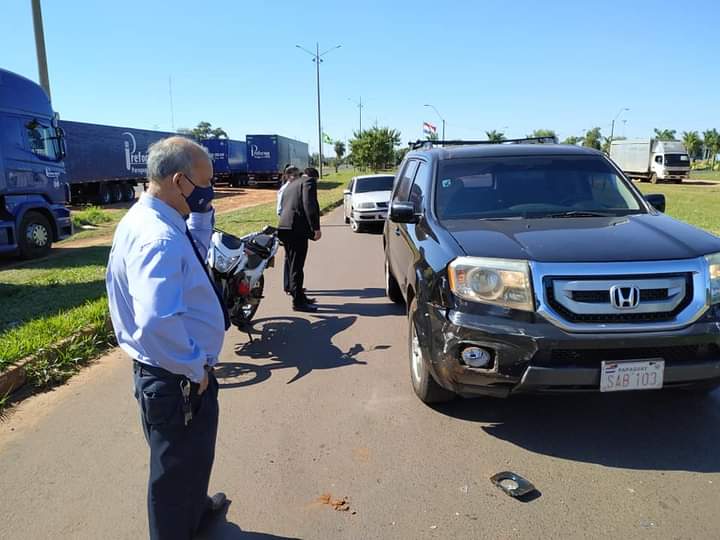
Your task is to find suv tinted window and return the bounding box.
[394,160,419,201]
[435,156,642,220]
[409,161,430,209]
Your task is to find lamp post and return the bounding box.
[348,97,363,134]
[31,0,51,100]
[609,107,630,146]
[296,43,341,179]
[424,104,445,141]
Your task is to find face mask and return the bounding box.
[182,174,214,213]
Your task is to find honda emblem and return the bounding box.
[609,285,640,310]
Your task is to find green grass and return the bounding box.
[637,182,720,236]
[64,207,127,243]
[71,206,113,227]
[689,170,720,182]
[0,174,353,373]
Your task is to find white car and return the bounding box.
[343,174,395,232]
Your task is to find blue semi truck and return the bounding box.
[247,134,309,187]
[0,68,72,258]
[200,138,248,187]
[60,120,174,204]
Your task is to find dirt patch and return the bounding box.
[317,493,352,512]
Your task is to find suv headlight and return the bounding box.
[706,252,720,304]
[357,202,374,209]
[448,257,534,311]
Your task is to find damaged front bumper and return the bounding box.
[422,303,720,398]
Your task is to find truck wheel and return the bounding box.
[98,184,112,205]
[18,211,53,259]
[121,183,136,202]
[649,173,658,184]
[408,298,455,404]
[110,184,123,203]
[385,258,404,304]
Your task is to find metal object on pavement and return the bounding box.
[490,471,537,498]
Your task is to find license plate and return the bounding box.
[600,359,664,392]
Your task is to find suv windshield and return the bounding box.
[355,176,394,193]
[435,155,643,220]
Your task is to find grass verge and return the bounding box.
[689,170,720,182]
[636,182,720,236]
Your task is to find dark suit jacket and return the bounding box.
[278,177,320,238]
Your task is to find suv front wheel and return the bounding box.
[408,298,455,404]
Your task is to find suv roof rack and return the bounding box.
[408,136,558,150]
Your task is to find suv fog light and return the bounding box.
[461,346,492,368]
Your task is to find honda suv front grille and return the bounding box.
[545,274,693,324]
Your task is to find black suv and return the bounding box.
[383,139,720,403]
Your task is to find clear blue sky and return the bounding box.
[2,0,718,153]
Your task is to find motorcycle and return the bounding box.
[207,225,280,329]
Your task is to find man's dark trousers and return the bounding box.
[133,362,219,540]
[279,230,309,304]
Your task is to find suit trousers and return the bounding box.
[133,361,219,540]
[278,230,309,304]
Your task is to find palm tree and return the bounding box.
[682,131,702,161]
[333,141,346,172]
[703,129,720,166]
[653,128,677,141]
[486,130,506,142]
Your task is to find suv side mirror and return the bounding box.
[645,193,666,213]
[343,189,351,195]
[390,201,420,224]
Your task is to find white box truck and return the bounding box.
[609,139,690,183]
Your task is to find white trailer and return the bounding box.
[609,139,690,183]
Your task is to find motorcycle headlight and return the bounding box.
[706,252,720,305]
[215,252,240,274]
[448,257,534,311]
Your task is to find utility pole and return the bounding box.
[349,97,363,134]
[609,107,630,146]
[31,0,51,100]
[296,43,341,179]
[168,76,175,131]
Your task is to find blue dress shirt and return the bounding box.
[106,193,225,383]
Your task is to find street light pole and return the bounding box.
[296,43,341,179]
[609,107,630,147]
[349,97,363,134]
[424,104,445,141]
[31,0,51,100]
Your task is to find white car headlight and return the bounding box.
[448,257,534,311]
[357,202,375,209]
[706,252,720,305]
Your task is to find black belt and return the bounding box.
[133,360,213,381]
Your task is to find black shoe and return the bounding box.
[208,492,228,513]
[197,492,229,533]
[293,302,318,313]
[304,296,317,304]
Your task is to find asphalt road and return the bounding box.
[1,208,720,539]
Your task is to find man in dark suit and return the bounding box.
[278,167,322,312]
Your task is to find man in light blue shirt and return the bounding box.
[106,137,229,540]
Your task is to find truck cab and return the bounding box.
[0,68,71,258]
[650,140,691,182]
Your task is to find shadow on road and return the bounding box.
[199,505,301,540]
[434,391,720,472]
[305,287,385,299]
[216,315,369,389]
[317,302,405,318]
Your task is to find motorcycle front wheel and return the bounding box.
[237,275,264,324]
